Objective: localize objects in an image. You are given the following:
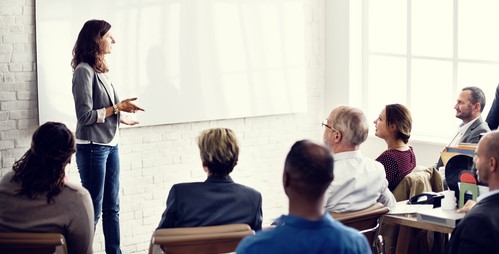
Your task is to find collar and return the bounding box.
[458,116,480,133]
[205,175,234,183]
[273,213,333,228]
[477,189,499,203]
[332,150,362,161]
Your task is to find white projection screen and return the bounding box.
[36,0,307,129]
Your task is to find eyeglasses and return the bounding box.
[322,119,336,132]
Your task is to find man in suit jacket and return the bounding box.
[157,128,262,231]
[437,86,490,168]
[486,84,499,130]
[445,130,499,254]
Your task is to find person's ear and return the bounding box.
[202,161,209,173]
[334,130,342,143]
[283,171,291,188]
[490,157,497,173]
[473,103,481,112]
[389,123,398,132]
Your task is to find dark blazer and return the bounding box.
[460,117,490,144]
[72,62,120,143]
[445,193,499,254]
[157,175,263,231]
[486,84,499,130]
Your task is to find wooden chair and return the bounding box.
[0,232,68,254]
[331,202,389,254]
[149,224,254,254]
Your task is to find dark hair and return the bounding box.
[197,128,239,177]
[284,140,334,200]
[11,122,76,204]
[71,19,111,73]
[462,86,486,112]
[385,104,412,144]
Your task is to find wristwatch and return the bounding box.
[113,104,119,114]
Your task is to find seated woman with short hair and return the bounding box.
[374,104,416,191]
[157,128,263,231]
[0,122,94,254]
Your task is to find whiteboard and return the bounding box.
[36,0,307,129]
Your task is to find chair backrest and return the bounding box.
[330,203,389,248]
[0,232,68,254]
[149,224,254,254]
[445,155,475,200]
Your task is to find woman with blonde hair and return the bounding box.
[157,128,263,231]
[374,104,416,191]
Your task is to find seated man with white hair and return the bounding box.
[322,105,396,212]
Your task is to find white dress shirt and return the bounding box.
[477,189,499,203]
[324,150,396,213]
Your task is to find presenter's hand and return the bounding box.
[118,97,144,113]
[121,115,139,126]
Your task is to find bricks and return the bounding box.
[0,91,15,101]
[9,109,34,119]
[1,100,31,110]
[2,34,28,44]
[0,120,15,131]
[0,140,14,150]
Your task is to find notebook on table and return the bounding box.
[416,208,465,228]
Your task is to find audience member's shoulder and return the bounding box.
[172,181,204,189]
[63,181,92,206]
[235,182,262,196]
[328,220,371,250]
[369,156,387,172]
[0,171,14,183]
[64,180,90,196]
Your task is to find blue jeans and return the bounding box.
[76,144,122,254]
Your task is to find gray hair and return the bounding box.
[330,105,369,146]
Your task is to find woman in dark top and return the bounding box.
[374,104,416,191]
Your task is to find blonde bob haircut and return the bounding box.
[197,128,239,176]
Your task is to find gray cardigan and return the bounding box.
[0,171,94,254]
[72,62,120,143]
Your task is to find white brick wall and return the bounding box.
[0,0,325,253]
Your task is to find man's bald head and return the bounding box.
[474,131,499,187]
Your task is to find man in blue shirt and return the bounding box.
[236,140,371,254]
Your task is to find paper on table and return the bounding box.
[389,201,434,215]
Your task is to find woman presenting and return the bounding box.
[71,19,144,254]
